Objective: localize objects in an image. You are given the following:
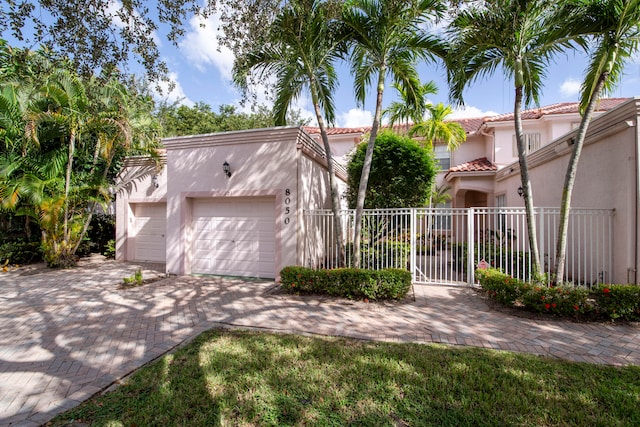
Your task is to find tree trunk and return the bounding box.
[554,73,608,284]
[61,128,76,264]
[513,85,542,278]
[310,85,346,267]
[352,67,386,268]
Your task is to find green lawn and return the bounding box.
[52,330,640,427]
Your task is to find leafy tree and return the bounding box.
[234,0,350,266]
[0,44,160,267]
[155,102,307,137]
[1,1,286,82]
[347,130,437,208]
[343,0,446,267]
[448,0,573,276]
[553,0,640,284]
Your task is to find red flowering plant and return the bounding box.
[592,284,640,321]
[520,284,590,316]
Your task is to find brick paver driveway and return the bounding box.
[1,259,640,426]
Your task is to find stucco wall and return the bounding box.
[452,133,491,166]
[494,100,639,284]
[163,128,301,276]
[115,157,167,261]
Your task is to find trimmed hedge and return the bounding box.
[476,268,640,321]
[280,266,412,300]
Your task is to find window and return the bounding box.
[433,201,452,230]
[434,145,450,170]
[512,133,541,156]
[495,194,506,208]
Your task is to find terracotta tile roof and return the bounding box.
[303,116,487,137]
[302,126,366,135]
[446,157,497,177]
[484,98,630,123]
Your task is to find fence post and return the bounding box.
[410,209,416,282]
[467,208,475,286]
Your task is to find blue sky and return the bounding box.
[8,3,640,127]
[160,10,640,127]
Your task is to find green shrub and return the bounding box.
[520,284,591,317]
[104,239,116,259]
[280,266,412,300]
[475,268,523,305]
[476,268,640,321]
[592,284,640,321]
[123,269,144,286]
[0,240,42,265]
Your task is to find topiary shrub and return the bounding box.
[280,266,412,300]
[475,268,524,305]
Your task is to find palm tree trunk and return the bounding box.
[353,67,386,268]
[311,86,346,267]
[62,128,76,253]
[554,73,608,284]
[513,85,542,278]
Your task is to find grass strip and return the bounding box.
[52,329,640,427]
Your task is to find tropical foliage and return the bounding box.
[448,0,575,276]
[0,42,161,267]
[553,0,640,284]
[343,0,446,267]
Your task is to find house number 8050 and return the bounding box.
[284,188,291,225]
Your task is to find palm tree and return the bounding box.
[409,102,466,151]
[448,0,573,277]
[385,80,438,130]
[233,0,350,266]
[343,0,446,267]
[553,0,640,284]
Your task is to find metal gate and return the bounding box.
[303,207,613,286]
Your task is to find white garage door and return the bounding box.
[133,203,166,262]
[192,198,276,278]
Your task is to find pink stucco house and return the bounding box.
[116,127,346,279]
[116,97,639,284]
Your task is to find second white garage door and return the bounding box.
[133,203,166,262]
[192,198,276,278]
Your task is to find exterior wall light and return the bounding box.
[517,186,524,198]
[223,161,232,178]
[151,174,159,189]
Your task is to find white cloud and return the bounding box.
[560,78,582,98]
[338,109,374,128]
[180,13,235,80]
[154,72,194,107]
[448,106,498,119]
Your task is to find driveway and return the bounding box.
[1,258,639,426]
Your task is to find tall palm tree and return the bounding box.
[343,0,446,267]
[448,0,573,277]
[553,0,640,284]
[233,0,350,266]
[385,80,438,130]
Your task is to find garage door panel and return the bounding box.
[192,198,276,278]
[133,203,166,262]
